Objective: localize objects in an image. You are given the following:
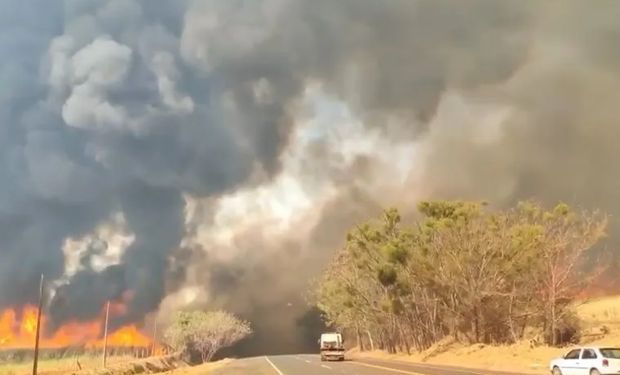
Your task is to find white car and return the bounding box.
[549,347,620,375]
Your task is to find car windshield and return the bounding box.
[600,348,620,358]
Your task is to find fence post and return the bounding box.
[102,301,110,368]
[151,320,157,356]
[32,274,45,375]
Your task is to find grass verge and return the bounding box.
[0,356,134,375]
[0,354,191,375]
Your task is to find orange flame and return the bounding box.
[0,304,158,350]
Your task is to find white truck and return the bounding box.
[318,332,345,361]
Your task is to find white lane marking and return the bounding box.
[264,356,285,375]
[349,361,424,374]
[294,356,302,360]
[372,360,486,375]
[305,359,311,363]
[321,364,332,369]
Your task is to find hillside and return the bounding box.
[352,295,620,374]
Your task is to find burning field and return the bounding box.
[0,304,158,353]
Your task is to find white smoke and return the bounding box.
[61,212,134,278]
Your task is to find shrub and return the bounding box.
[547,310,581,346]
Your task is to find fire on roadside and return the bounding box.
[0,304,159,350]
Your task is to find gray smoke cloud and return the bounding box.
[0,0,291,320]
[1,0,619,354]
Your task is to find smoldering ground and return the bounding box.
[1,0,620,355]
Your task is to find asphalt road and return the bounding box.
[208,354,534,375]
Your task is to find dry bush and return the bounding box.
[547,311,582,346]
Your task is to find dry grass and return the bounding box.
[69,355,187,375]
[0,355,230,375]
[0,356,134,375]
[352,294,620,374]
[577,295,620,327]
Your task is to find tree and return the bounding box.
[164,310,252,363]
[516,202,608,345]
[313,200,610,352]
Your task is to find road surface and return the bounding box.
[208,354,534,375]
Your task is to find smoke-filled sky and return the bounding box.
[1,0,620,355]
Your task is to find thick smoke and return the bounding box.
[0,0,294,321]
[1,0,620,354]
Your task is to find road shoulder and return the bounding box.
[351,354,539,375]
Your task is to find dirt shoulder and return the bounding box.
[351,295,620,374]
[348,342,560,374]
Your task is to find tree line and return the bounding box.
[313,200,608,353]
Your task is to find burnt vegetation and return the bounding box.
[314,200,608,352]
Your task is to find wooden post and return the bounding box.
[32,274,44,375]
[150,320,157,357]
[102,301,110,368]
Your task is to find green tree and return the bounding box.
[313,200,609,352]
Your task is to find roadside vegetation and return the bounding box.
[0,309,249,374]
[348,294,620,374]
[164,310,252,364]
[313,200,609,354]
[0,355,135,375]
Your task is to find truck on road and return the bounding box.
[319,332,345,361]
